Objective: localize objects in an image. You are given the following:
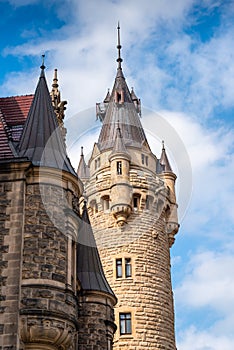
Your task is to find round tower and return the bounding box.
[82,25,179,350]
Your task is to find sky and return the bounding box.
[0,0,234,349]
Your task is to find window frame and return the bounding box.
[116,161,122,175]
[125,258,132,278]
[116,258,123,278]
[119,312,132,335]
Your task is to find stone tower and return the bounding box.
[78,26,179,349]
[0,63,116,349]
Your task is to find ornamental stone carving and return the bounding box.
[20,316,76,349]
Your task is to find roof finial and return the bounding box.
[81,146,84,156]
[52,68,58,88]
[117,22,123,69]
[162,140,165,150]
[40,54,46,71]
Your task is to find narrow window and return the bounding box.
[133,196,139,209]
[117,161,122,175]
[116,258,123,278]
[145,156,148,166]
[71,240,76,289]
[95,157,100,169]
[102,195,110,211]
[141,154,144,164]
[125,258,132,278]
[120,313,132,335]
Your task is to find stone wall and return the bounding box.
[78,292,116,350]
[20,177,79,349]
[89,207,176,350]
[0,162,27,350]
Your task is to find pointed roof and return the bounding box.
[158,141,173,173]
[104,89,111,103]
[97,25,150,151]
[77,202,115,297]
[110,125,131,160]
[18,63,76,175]
[77,146,90,179]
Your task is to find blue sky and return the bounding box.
[1,1,234,349]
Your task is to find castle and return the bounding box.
[0,27,179,349]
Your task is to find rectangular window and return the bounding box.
[141,154,144,164]
[117,161,122,175]
[125,258,132,278]
[133,196,139,209]
[116,258,123,278]
[120,313,132,335]
[95,157,100,169]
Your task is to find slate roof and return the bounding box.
[110,125,130,160]
[157,142,173,173]
[77,147,90,179]
[97,66,149,151]
[77,202,116,297]
[0,67,76,176]
[17,66,76,175]
[97,27,149,151]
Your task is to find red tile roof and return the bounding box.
[0,95,33,160]
[0,95,33,125]
[0,113,14,159]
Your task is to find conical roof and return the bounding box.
[18,65,76,175]
[77,147,90,179]
[77,203,115,297]
[110,126,130,158]
[97,26,149,151]
[158,141,173,173]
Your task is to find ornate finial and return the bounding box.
[162,140,165,150]
[52,68,58,88]
[81,146,84,156]
[117,22,123,69]
[40,54,46,71]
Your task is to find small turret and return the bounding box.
[77,146,90,182]
[109,126,131,226]
[158,141,179,245]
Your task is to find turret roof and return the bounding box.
[77,146,90,179]
[158,141,173,173]
[97,25,149,151]
[18,64,76,175]
[77,202,115,297]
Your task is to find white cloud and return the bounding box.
[175,248,234,350]
[176,250,234,311]
[177,325,234,350]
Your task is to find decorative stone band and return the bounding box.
[20,315,76,349]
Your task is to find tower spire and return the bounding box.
[117,22,123,69]
[40,54,45,76]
